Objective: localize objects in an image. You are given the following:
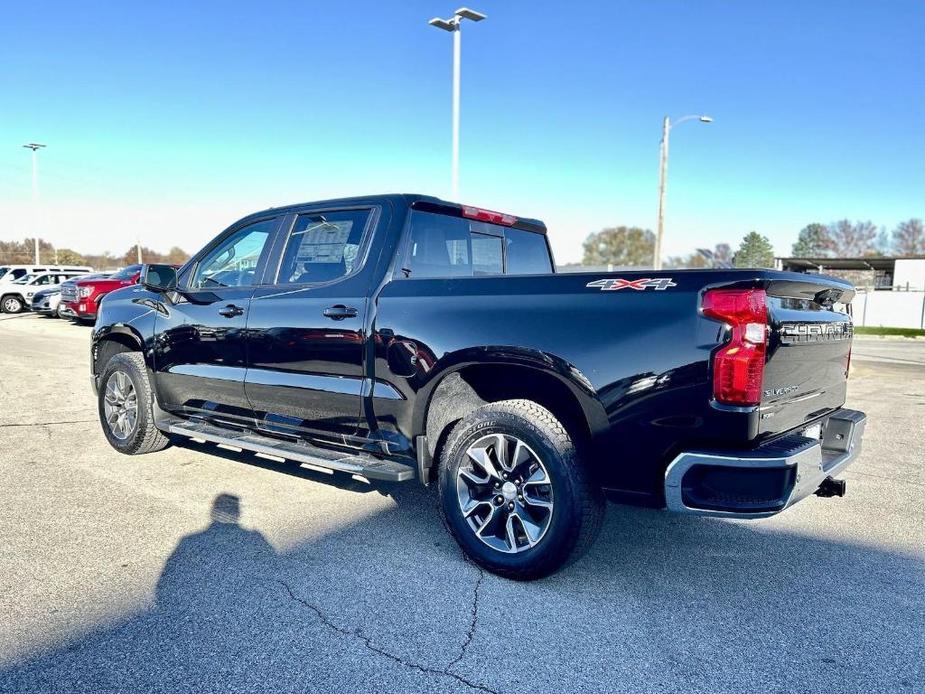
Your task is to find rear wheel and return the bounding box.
[1,295,23,314]
[438,399,604,580]
[98,352,171,454]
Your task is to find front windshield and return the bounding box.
[12,274,38,285]
[109,264,142,281]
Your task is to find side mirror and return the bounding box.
[142,264,178,292]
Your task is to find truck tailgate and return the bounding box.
[759,278,855,435]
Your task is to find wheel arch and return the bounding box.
[92,325,146,378]
[415,353,607,470]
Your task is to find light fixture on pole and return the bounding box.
[653,115,712,270]
[22,143,47,265]
[429,6,486,201]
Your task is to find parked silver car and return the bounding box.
[30,287,64,316]
[32,273,111,318]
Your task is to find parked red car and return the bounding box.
[60,264,144,322]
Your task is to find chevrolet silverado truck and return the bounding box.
[62,264,143,322]
[90,194,865,579]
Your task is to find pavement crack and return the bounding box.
[447,565,484,670]
[0,419,97,428]
[278,580,500,694]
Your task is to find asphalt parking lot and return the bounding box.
[0,314,922,694]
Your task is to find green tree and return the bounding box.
[581,226,654,267]
[734,231,775,268]
[891,218,924,256]
[791,223,834,257]
[55,248,86,265]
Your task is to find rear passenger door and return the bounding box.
[244,206,380,445]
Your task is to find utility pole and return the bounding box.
[653,115,712,270]
[22,143,46,264]
[654,117,670,272]
[429,7,487,201]
[136,237,143,264]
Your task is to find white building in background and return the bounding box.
[894,258,925,291]
[776,255,925,291]
[776,255,925,329]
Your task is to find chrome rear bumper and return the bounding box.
[664,409,866,518]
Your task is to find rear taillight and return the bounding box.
[702,288,768,406]
[461,206,517,226]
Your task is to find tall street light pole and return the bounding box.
[429,7,486,201]
[23,143,47,264]
[653,115,712,270]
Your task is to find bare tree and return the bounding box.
[891,218,925,256]
[665,243,732,268]
[166,246,191,265]
[827,220,878,257]
[713,243,732,265]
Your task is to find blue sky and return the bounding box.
[1,0,923,263]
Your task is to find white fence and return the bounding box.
[853,291,925,329]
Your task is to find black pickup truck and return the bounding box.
[91,194,866,579]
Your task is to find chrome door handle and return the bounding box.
[323,305,358,320]
[218,304,244,318]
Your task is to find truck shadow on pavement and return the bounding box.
[1,481,922,693]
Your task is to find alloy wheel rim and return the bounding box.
[3,298,19,312]
[103,370,138,441]
[456,433,554,554]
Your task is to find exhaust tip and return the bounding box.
[815,476,846,498]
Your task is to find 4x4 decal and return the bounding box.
[586,278,677,291]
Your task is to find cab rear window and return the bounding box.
[406,211,551,278]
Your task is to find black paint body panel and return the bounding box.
[92,194,856,504]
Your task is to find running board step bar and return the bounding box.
[166,419,415,482]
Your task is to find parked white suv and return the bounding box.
[0,271,91,314]
[0,265,93,286]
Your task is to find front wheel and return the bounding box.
[1,295,23,314]
[98,352,171,455]
[438,399,604,580]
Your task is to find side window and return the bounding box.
[191,219,274,289]
[505,228,553,275]
[11,269,27,280]
[276,209,370,285]
[35,275,52,286]
[406,211,504,278]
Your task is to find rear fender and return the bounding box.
[412,346,609,448]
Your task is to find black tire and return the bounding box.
[98,352,171,455]
[438,399,604,580]
[1,295,23,314]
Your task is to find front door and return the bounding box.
[245,208,376,445]
[153,217,278,425]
